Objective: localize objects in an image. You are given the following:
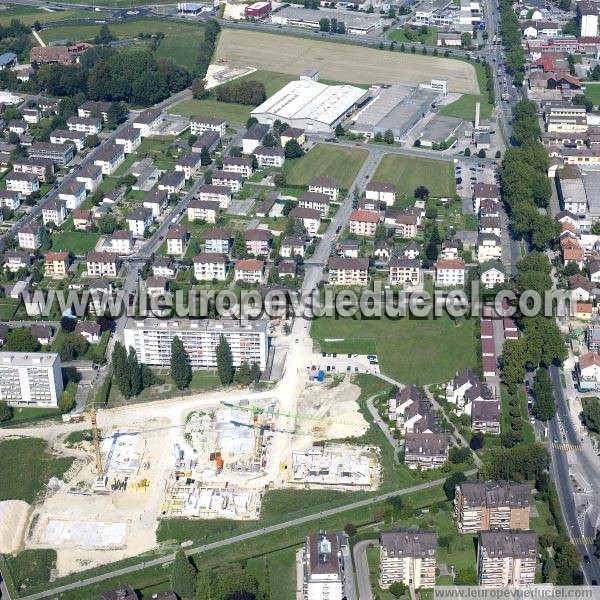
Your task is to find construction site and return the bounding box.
[1,360,378,576]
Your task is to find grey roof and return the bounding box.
[478,530,537,558]
[380,530,437,558]
[459,481,532,508]
[244,123,269,141]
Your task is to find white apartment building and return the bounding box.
[0,352,63,407]
[166,225,188,255]
[254,145,285,168]
[328,257,369,286]
[58,180,87,210]
[94,143,125,175]
[115,126,142,154]
[298,191,331,217]
[580,0,598,37]
[365,181,396,206]
[434,259,465,287]
[309,176,339,201]
[50,129,86,151]
[477,234,502,263]
[302,532,344,600]
[234,258,264,283]
[198,184,232,208]
[123,317,269,369]
[18,222,43,250]
[190,115,226,137]
[67,116,102,135]
[222,157,253,178]
[205,228,231,254]
[42,199,67,227]
[188,199,219,223]
[6,171,39,196]
[132,108,163,137]
[379,530,437,589]
[193,252,228,280]
[290,207,320,236]
[86,251,120,278]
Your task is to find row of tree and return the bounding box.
[216,335,261,386]
[215,80,266,106]
[498,0,525,86]
[196,19,221,79]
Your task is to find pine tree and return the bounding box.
[112,342,131,398]
[234,361,251,386]
[128,347,142,396]
[170,549,197,598]
[170,336,192,390]
[216,335,234,385]
[200,146,211,166]
[249,362,261,383]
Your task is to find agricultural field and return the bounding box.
[0,4,98,26]
[0,438,74,503]
[284,144,368,188]
[373,154,456,198]
[214,29,480,94]
[312,312,478,384]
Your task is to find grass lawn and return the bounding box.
[0,298,20,320]
[584,83,600,107]
[284,144,368,188]
[0,406,61,428]
[3,549,57,592]
[388,26,438,46]
[50,230,99,254]
[171,97,251,124]
[227,69,296,97]
[0,438,74,503]
[313,313,478,385]
[439,60,492,121]
[0,4,97,26]
[373,154,455,199]
[366,546,397,600]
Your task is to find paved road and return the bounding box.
[353,539,378,600]
[11,469,477,600]
[366,394,401,464]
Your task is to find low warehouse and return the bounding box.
[251,76,368,133]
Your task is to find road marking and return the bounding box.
[552,443,582,451]
[571,537,594,545]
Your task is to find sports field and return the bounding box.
[312,312,478,384]
[284,144,368,188]
[373,154,455,198]
[214,29,480,95]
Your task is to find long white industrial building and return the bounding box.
[123,318,269,370]
[251,77,368,133]
[0,352,63,407]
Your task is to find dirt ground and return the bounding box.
[213,29,480,95]
[0,500,30,554]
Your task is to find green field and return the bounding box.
[0,406,61,428]
[0,4,97,26]
[0,298,20,320]
[583,83,600,107]
[50,230,100,255]
[388,26,438,46]
[0,438,74,503]
[39,18,205,70]
[284,144,368,188]
[439,60,493,121]
[373,154,455,199]
[3,549,57,592]
[312,312,478,384]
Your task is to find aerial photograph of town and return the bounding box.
[2,0,600,596]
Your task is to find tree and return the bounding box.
[464,147,471,156]
[127,347,142,396]
[85,134,100,148]
[449,446,472,464]
[469,431,485,450]
[0,401,13,423]
[284,139,304,159]
[414,185,429,200]
[443,471,466,500]
[94,23,115,45]
[192,78,209,99]
[532,368,556,421]
[6,328,40,352]
[262,132,276,147]
[383,129,395,144]
[107,102,128,129]
[460,32,472,48]
[112,341,131,398]
[200,146,212,167]
[344,523,357,536]
[216,335,234,385]
[168,336,191,390]
[170,549,197,598]
[454,567,478,585]
[477,149,486,158]
[319,17,330,31]
[58,389,76,414]
[98,213,118,234]
[592,65,600,81]
[335,123,345,137]
[389,581,407,598]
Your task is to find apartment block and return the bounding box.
[0,352,63,407]
[302,532,344,600]
[379,530,437,589]
[477,530,537,588]
[123,317,269,369]
[455,481,532,534]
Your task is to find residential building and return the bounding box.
[6,171,39,196]
[123,317,269,369]
[198,184,232,208]
[388,211,418,238]
[158,170,185,197]
[243,123,269,154]
[579,0,598,37]
[302,532,344,600]
[115,126,142,154]
[50,128,86,151]
[280,235,306,258]
[0,190,20,210]
[328,257,369,286]
[204,228,231,254]
[309,176,339,201]
[473,183,500,213]
[211,170,243,192]
[481,261,506,289]
[190,115,226,137]
[127,207,154,238]
[349,209,379,236]
[477,530,537,587]
[132,108,163,137]
[434,259,465,287]
[280,127,306,146]
[187,199,219,223]
[255,145,285,167]
[290,206,321,236]
[13,157,53,182]
[222,156,253,178]
[166,225,188,255]
[58,179,86,210]
[143,189,168,218]
[175,152,203,179]
[578,351,600,390]
[477,233,502,263]
[42,199,67,227]
[8,119,27,135]
[94,143,125,175]
[193,252,228,280]
[67,115,102,135]
[18,222,43,250]
[78,100,113,121]
[298,191,331,216]
[245,229,272,256]
[404,432,449,469]
[234,258,264,283]
[278,260,297,278]
[0,352,63,407]
[75,321,101,344]
[99,586,139,600]
[471,399,500,433]
[4,250,31,273]
[389,257,421,286]
[152,257,176,278]
[379,530,437,589]
[44,251,69,277]
[29,141,74,165]
[365,181,396,206]
[111,230,133,254]
[455,481,532,534]
[192,130,220,154]
[86,251,120,278]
